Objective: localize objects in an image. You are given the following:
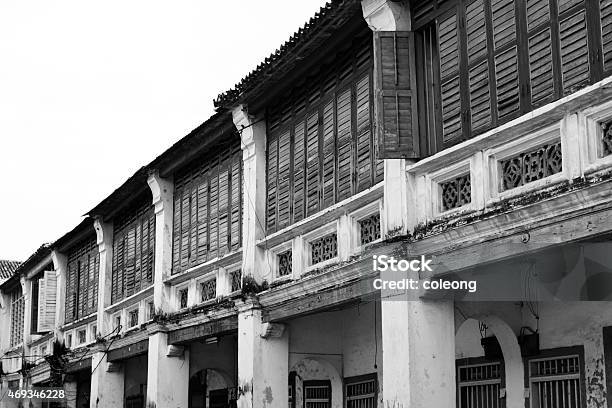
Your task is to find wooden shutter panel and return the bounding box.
[292,121,306,222]
[602,0,612,71]
[277,130,291,229]
[305,112,320,217]
[356,74,373,192]
[218,160,230,255]
[37,271,57,332]
[322,100,335,207]
[172,194,181,273]
[266,134,278,233]
[209,165,219,257]
[197,180,209,260]
[559,10,590,95]
[336,87,353,201]
[527,0,556,106]
[230,151,242,250]
[374,31,420,159]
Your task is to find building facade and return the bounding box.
[1,1,612,407]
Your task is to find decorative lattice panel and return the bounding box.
[128,309,139,328]
[440,174,471,211]
[278,250,293,277]
[230,269,242,292]
[200,279,216,302]
[311,234,338,265]
[601,121,612,157]
[359,213,381,245]
[179,288,188,309]
[500,142,562,190]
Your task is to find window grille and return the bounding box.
[10,291,24,347]
[304,381,331,408]
[230,269,242,292]
[345,375,377,408]
[441,174,471,211]
[311,233,338,265]
[147,301,155,320]
[200,279,216,302]
[359,214,381,245]
[77,329,87,344]
[128,309,139,328]
[457,361,502,408]
[500,142,562,191]
[601,121,612,157]
[277,250,292,276]
[528,355,582,408]
[179,288,188,309]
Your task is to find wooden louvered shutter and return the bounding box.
[336,87,353,201]
[526,0,557,106]
[374,31,420,159]
[292,120,306,222]
[197,179,209,261]
[438,10,463,146]
[277,130,291,230]
[189,186,199,262]
[209,164,219,257]
[230,150,242,250]
[218,157,230,255]
[322,100,335,207]
[37,271,57,332]
[305,112,320,217]
[558,3,590,95]
[356,74,374,192]
[172,194,181,273]
[180,191,190,268]
[266,133,278,233]
[602,0,612,72]
[93,252,99,309]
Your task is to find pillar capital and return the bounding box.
[147,170,173,215]
[361,0,411,31]
[93,217,113,249]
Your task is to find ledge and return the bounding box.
[165,250,242,286]
[406,75,612,176]
[61,313,96,332]
[105,286,154,314]
[258,182,384,249]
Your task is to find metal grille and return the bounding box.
[230,269,242,292]
[304,381,331,408]
[441,174,471,211]
[10,291,24,347]
[529,355,582,408]
[359,214,381,245]
[128,309,139,328]
[77,329,87,344]
[200,279,216,302]
[500,142,563,190]
[346,376,377,408]
[601,121,612,156]
[179,288,188,309]
[458,362,502,408]
[278,250,292,276]
[311,233,338,264]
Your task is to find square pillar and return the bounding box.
[381,296,456,408]
[146,331,190,408]
[147,171,174,312]
[232,107,267,282]
[237,303,288,408]
[93,219,113,335]
[90,350,125,408]
[51,250,68,341]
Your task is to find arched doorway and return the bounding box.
[189,368,234,408]
[289,358,343,408]
[455,314,524,408]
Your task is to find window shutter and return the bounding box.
[209,165,219,258]
[322,100,336,207]
[559,9,590,95]
[266,134,279,233]
[602,0,612,72]
[230,151,242,250]
[37,271,57,332]
[336,87,353,201]
[277,130,292,230]
[374,31,420,159]
[197,180,209,260]
[305,112,321,217]
[292,121,306,222]
[356,74,374,192]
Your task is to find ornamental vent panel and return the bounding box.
[311,234,338,265]
[200,279,217,302]
[601,121,612,157]
[278,250,293,277]
[230,269,242,292]
[359,213,381,245]
[179,288,188,309]
[500,142,562,191]
[440,174,471,211]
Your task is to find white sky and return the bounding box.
[0,0,326,261]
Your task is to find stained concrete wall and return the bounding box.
[287,303,383,408]
[454,301,612,408]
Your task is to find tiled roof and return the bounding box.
[0,260,21,280]
[213,0,360,109]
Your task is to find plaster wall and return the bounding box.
[124,354,148,400]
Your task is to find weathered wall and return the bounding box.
[189,334,237,383]
[288,302,383,408]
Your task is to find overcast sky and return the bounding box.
[0,0,326,261]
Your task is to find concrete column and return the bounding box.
[93,219,113,335]
[90,350,125,408]
[147,171,174,312]
[145,330,189,408]
[381,297,456,408]
[237,303,288,408]
[362,0,412,236]
[20,276,32,351]
[51,250,68,341]
[232,107,267,282]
